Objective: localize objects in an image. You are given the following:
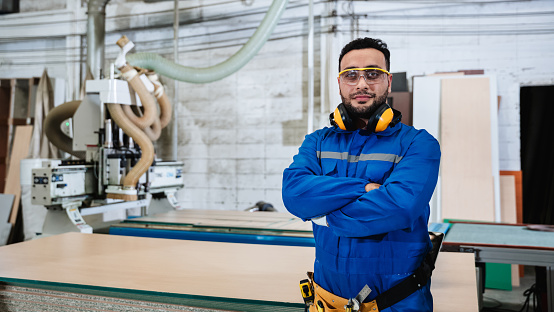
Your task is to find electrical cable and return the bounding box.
[518,283,542,312]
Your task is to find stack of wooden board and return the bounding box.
[110,209,315,246]
[0,233,478,311]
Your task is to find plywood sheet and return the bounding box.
[440,77,495,221]
[0,233,313,304]
[500,170,525,278]
[500,171,523,223]
[388,91,412,126]
[500,175,517,223]
[432,252,479,311]
[0,233,478,311]
[5,125,33,225]
[499,175,520,286]
[131,209,313,232]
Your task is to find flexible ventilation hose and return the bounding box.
[43,100,86,159]
[107,103,155,191]
[123,104,162,141]
[147,73,172,128]
[126,0,288,84]
[118,64,157,129]
[144,117,161,141]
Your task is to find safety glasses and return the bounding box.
[338,67,391,86]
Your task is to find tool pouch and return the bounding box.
[306,272,379,312]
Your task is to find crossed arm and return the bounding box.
[282,131,440,237]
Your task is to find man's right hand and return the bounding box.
[365,183,381,192]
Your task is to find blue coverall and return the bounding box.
[282,122,440,311]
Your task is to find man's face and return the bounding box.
[338,48,392,121]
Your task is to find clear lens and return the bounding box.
[340,69,387,86]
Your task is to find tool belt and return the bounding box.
[307,272,379,312]
[300,232,443,312]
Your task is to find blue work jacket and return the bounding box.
[282,122,440,311]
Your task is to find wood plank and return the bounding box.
[500,175,517,223]
[5,125,33,226]
[440,77,495,222]
[459,70,485,75]
[0,118,34,125]
[432,252,479,311]
[0,232,313,304]
[0,79,12,193]
[0,233,478,311]
[388,91,412,126]
[131,209,313,232]
[500,171,523,223]
[499,170,524,278]
[499,175,520,286]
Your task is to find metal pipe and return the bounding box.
[86,0,110,79]
[104,119,113,148]
[173,0,179,161]
[307,0,314,134]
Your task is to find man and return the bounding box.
[282,37,440,311]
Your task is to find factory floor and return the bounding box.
[482,266,544,312]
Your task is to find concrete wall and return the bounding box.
[1,0,553,211]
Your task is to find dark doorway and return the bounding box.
[520,85,554,225]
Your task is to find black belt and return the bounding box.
[373,231,443,310]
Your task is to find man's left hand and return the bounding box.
[365,183,381,192]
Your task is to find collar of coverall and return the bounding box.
[331,121,401,137]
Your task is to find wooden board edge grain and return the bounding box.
[499,171,523,223]
[432,252,479,311]
[5,125,33,226]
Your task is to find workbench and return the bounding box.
[439,221,554,312]
[0,233,477,311]
[110,209,315,246]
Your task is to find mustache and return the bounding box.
[350,91,376,98]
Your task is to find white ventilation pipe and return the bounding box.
[126,0,288,83]
[86,0,110,79]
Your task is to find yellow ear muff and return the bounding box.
[333,108,347,131]
[374,107,394,132]
[331,103,397,132]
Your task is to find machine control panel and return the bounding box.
[149,161,185,193]
[31,165,95,206]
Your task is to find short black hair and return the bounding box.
[338,37,390,72]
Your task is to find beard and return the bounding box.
[341,89,389,120]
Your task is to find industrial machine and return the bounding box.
[29,0,288,236]
[31,36,183,235]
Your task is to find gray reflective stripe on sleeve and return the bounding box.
[317,151,403,163]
